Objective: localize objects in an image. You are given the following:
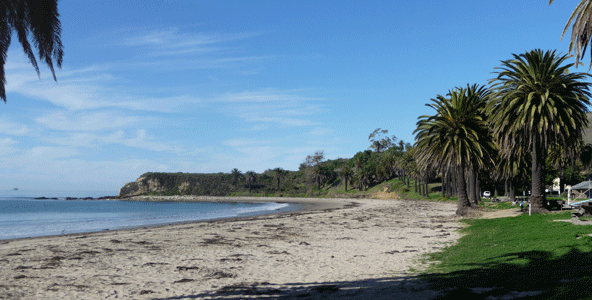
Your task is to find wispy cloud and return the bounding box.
[0,138,18,156]
[219,89,323,103]
[43,129,184,153]
[0,117,31,135]
[217,88,325,128]
[122,28,259,55]
[6,59,202,112]
[35,111,142,131]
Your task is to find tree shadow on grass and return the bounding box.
[419,247,592,299]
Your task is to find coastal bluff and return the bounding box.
[118,172,240,197]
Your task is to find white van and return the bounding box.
[483,191,491,198]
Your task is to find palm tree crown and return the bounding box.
[489,49,591,212]
[1,0,64,102]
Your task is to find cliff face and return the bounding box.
[118,172,242,197]
[118,175,166,197]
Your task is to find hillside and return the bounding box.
[119,170,313,198]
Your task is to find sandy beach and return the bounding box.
[0,197,463,299]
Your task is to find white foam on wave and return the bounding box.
[235,202,290,215]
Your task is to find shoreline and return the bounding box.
[1,196,352,243]
[0,198,462,299]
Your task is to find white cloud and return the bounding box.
[223,138,272,147]
[35,111,141,131]
[219,89,322,103]
[0,118,31,135]
[44,129,183,153]
[122,28,258,52]
[217,88,325,128]
[309,127,335,136]
[0,137,18,156]
[27,146,78,160]
[120,129,181,152]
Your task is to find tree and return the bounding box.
[245,171,257,193]
[302,150,326,193]
[489,49,591,213]
[368,128,396,153]
[272,167,286,190]
[340,165,353,192]
[231,168,243,185]
[414,84,495,216]
[303,151,325,168]
[1,0,64,102]
[550,0,592,68]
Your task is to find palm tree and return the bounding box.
[414,84,495,216]
[340,165,353,192]
[489,49,591,213]
[272,167,286,191]
[1,0,64,102]
[231,168,243,185]
[550,0,592,68]
[311,164,330,191]
[245,171,257,193]
[356,166,373,191]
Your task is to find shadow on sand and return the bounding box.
[151,247,592,299]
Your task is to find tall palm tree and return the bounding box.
[340,165,353,192]
[231,168,243,185]
[245,171,257,193]
[489,49,591,213]
[1,0,64,102]
[550,0,592,68]
[414,84,494,216]
[272,167,286,191]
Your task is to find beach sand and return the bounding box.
[0,197,463,299]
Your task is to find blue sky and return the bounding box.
[0,1,583,193]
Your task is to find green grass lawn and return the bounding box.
[419,212,592,299]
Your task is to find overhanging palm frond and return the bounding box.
[550,0,592,68]
[1,0,64,102]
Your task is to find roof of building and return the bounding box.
[571,181,592,190]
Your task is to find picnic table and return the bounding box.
[569,199,592,219]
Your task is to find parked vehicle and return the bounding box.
[483,191,491,198]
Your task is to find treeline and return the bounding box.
[121,129,425,198]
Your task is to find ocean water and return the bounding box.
[0,193,295,240]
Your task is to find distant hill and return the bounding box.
[118,170,313,198]
[117,158,354,198]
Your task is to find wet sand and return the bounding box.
[0,197,463,299]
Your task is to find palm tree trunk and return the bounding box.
[508,180,516,203]
[451,169,456,197]
[456,164,472,216]
[468,167,478,206]
[531,137,548,213]
[441,171,446,198]
[476,172,481,203]
[424,174,429,197]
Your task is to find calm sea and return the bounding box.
[0,190,296,240]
